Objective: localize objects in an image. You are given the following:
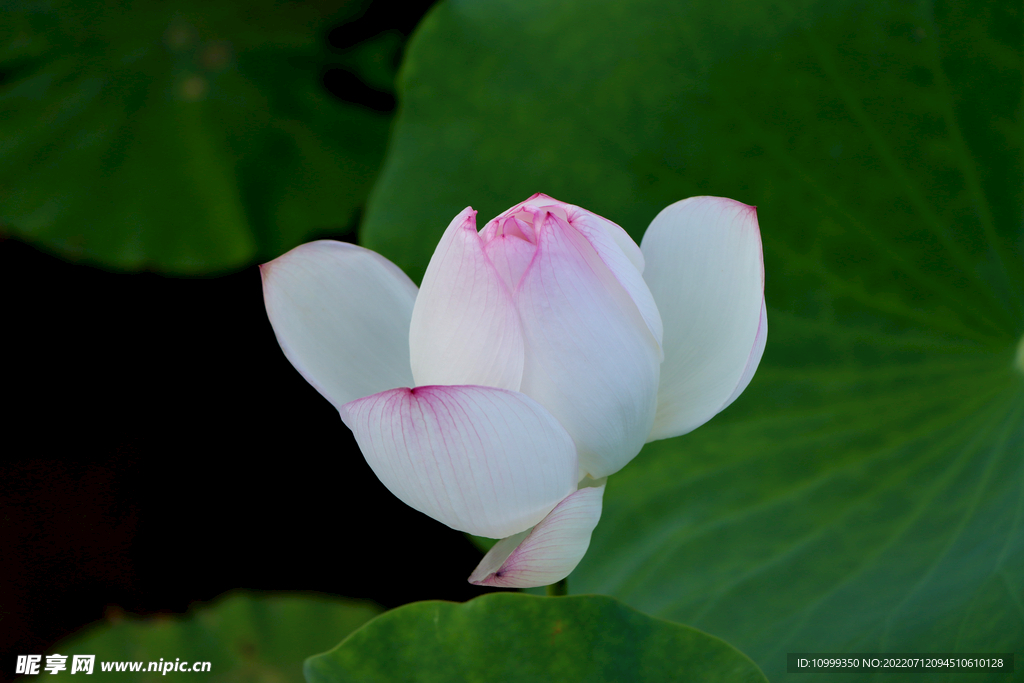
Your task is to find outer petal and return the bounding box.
[563,205,663,352]
[409,208,525,391]
[468,480,606,588]
[720,297,767,411]
[339,385,578,538]
[570,206,646,274]
[261,240,417,410]
[641,197,766,442]
[516,212,661,479]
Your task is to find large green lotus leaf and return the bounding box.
[1,0,392,273]
[304,593,767,682]
[362,0,1024,680]
[48,591,381,682]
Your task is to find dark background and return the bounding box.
[1,1,498,679]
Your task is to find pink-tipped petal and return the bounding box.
[409,208,525,391]
[516,212,661,480]
[468,481,606,588]
[261,241,418,410]
[340,385,578,538]
[641,197,766,442]
[487,194,662,348]
[487,192,566,223]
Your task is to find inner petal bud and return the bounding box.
[503,215,535,242]
[485,233,537,292]
[533,204,568,222]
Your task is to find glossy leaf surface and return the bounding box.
[1,0,392,273]
[304,594,767,682]
[50,592,381,682]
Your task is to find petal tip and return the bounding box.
[337,404,353,430]
[453,207,479,234]
[466,572,499,587]
[258,256,278,277]
[258,260,279,284]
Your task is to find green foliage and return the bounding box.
[1,0,393,273]
[363,0,1024,680]
[304,593,767,682]
[50,591,381,682]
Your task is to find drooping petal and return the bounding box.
[641,196,766,442]
[516,211,661,479]
[409,208,525,391]
[468,480,606,588]
[339,385,578,539]
[261,240,418,410]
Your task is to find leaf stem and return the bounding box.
[546,578,568,597]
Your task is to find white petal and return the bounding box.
[409,207,525,391]
[641,197,766,442]
[566,206,664,352]
[516,212,661,479]
[584,211,646,274]
[261,240,417,410]
[468,481,606,588]
[339,385,578,538]
[720,297,767,411]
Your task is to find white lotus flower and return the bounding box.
[261,194,766,587]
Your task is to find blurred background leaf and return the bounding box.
[305,593,767,683]
[50,592,381,682]
[361,0,1024,679]
[0,0,398,273]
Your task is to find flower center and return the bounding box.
[501,213,536,243]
